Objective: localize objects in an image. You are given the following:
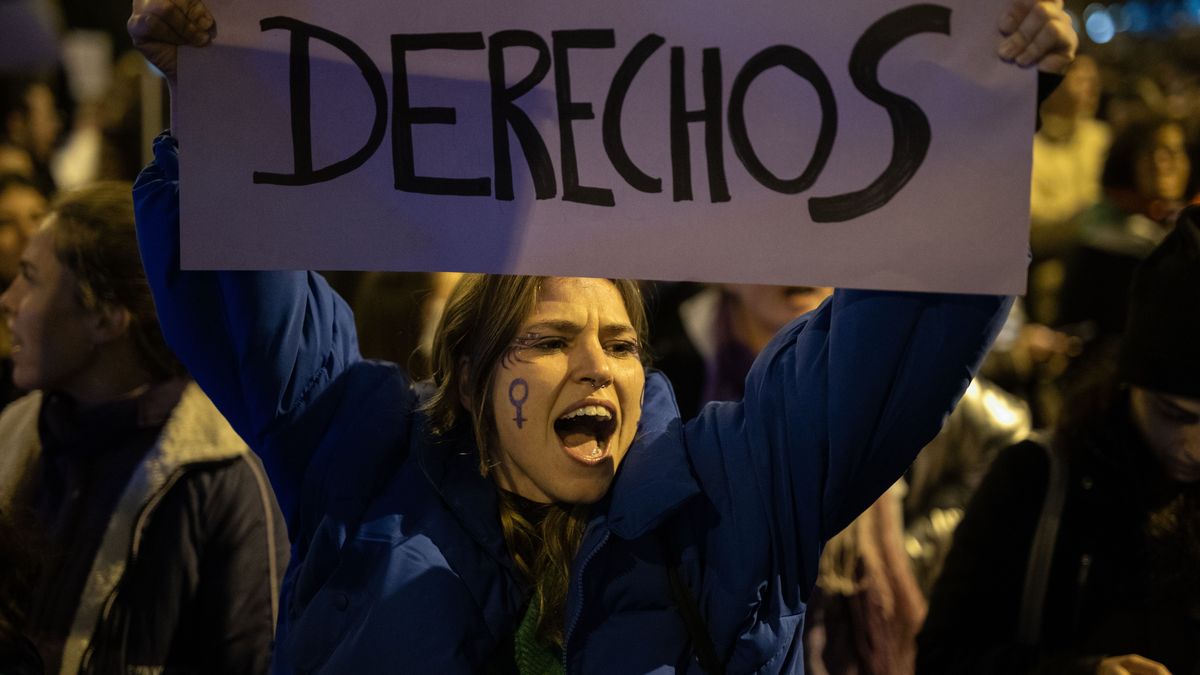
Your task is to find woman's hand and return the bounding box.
[128,0,216,87]
[997,0,1077,74]
[1097,654,1173,675]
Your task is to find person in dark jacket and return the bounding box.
[0,182,288,674]
[917,205,1200,675]
[127,1,1076,672]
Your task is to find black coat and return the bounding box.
[917,398,1200,675]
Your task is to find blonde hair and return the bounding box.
[423,275,647,646]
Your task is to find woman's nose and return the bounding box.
[575,340,614,390]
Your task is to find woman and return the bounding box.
[0,172,47,407]
[917,206,1200,675]
[1057,116,1194,340]
[128,1,1076,672]
[0,183,288,674]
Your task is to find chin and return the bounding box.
[11,369,38,393]
[551,476,614,505]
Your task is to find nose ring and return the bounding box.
[584,377,610,390]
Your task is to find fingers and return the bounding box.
[128,0,214,47]
[1015,19,1074,69]
[998,0,1041,35]
[1098,654,1174,675]
[1119,654,1172,675]
[997,0,1077,74]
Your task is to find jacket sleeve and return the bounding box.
[682,289,1009,666]
[133,134,361,522]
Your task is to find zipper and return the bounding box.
[563,529,609,674]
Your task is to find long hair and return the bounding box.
[1101,116,1194,198]
[422,275,648,646]
[48,182,184,382]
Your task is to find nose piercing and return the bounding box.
[585,377,610,390]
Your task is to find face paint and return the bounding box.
[508,378,529,428]
[502,332,544,368]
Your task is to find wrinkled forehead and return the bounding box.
[525,277,636,331]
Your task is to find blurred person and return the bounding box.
[917,206,1200,675]
[128,0,1075,672]
[651,282,832,419]
[0,174,48,286]
[1030,54,1109,250]
[806,482,926,675]
[1103,78,1159,136]
[0,142,35,179]
[1056,117,1193,387]
[1027,54,1110,325]
[0,174,48,407]
[0,182,288,674]
[0,77,61,195]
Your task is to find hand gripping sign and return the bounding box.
[178,0,1033,294]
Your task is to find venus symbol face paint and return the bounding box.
[508,378,529,428]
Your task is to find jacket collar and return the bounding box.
[417,421,513,571]
[417,370,700,552]
[605,370,700,540]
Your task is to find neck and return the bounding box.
[60,342,157,409]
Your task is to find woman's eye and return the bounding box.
[606,341,640,357]
[533,338,568,351]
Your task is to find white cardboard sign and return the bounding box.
[179,0,1034,293]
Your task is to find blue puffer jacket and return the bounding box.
[134,134,1009,674]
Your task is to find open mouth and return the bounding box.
[554,404,617,465]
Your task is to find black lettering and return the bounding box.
[552,30,616,207]
[809,4,950,223]
[728,46,836,194]
[392,33,491,196]
[489,30,557,201]
[253,17,387,186]
[669,47,729,202]
[602,35,665,194]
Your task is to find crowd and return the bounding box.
[0,0,1197,674]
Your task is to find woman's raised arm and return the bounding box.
[130,0,365,524]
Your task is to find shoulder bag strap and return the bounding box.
[1017,433,1069,646]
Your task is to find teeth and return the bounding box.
[559,405,612,421]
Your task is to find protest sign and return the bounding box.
[178,0,1034,293]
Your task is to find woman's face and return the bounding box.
[1135,124,1190,202]
[0,185,47,284]
[0,221,100,394]
[1131,386,1200,483]
[487,277,645,504]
